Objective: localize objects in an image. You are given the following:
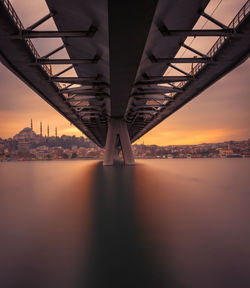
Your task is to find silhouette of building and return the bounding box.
[14,127,37,151]
[40,122,42,136]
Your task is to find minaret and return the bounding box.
[40,122,42,136]
[55,127,57,138]
[47,125,49,137]
[31,118,33,131]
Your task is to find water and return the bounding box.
[0,159,249,288]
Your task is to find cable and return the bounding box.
[165,0,224,76]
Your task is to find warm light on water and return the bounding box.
[0,159,249,287]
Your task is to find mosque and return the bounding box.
[13,119,56,151]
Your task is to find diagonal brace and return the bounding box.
[201,11,228,29]
[26,12,54,30]
[181,43,207,57]
[41,44,65,59]
[52,65,74,78]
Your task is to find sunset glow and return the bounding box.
[0,0,249,145]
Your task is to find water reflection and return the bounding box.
[0,161,95,288]
[86,161,170,288]
[0,159,249,288]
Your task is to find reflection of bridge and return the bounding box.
[0,0,249,165]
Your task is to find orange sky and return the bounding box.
[0,0,249,145]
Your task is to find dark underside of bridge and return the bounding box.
[0,0,250,163]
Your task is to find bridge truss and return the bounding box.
[0,0,249,164]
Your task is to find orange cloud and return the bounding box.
[135,128,248,146]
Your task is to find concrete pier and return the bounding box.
[103,118,135,165]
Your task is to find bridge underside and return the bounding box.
[0,0,249,164]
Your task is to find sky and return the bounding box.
[0,0,249,145]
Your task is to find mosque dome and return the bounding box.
[14,127,37,140]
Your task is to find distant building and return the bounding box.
[219,147,233,157]
[40,122,43,136]
[0,138,4,153]
[14,127,37,151]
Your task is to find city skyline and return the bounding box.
[0,0,249,145]
[1,122,249,147]
[1,122,249,162]
[2,119,60,138]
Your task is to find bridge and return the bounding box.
[0,0,249,165]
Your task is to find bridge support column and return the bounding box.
[114,146,121,161]
[103,118,135,166]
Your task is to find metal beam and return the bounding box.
[133,93,177,98]
[63,83,73,89]
[150,98,167,105]
[41,44,65,59]
[166,82,179,89]
[72,105,102,110]
[158,25,234,36]
[149,55,212,63]
[79,111,100,116]
[70,103,103,109]
[134,87,182,94]
[60,82,107,89]
[135,76,192,85]
[11,26,97,39]
[133,107,159,112]
[181,43,207,57]
[62,90,109,97]
[201,12,228,29]
[51,76,101,83]
[61,87,96,93]
[77,105,102,109]
[64,90,109,97]
[52,65,74,78]
[26,13,54,30]
[34,56,99,65]
[170,29,234,36]
[67,95,97,100]
[137,104,165,108]
[169,64,191,76]
[74,93,109,98]
[133,95,174,101]
[142,75,192,81]
[137,111,156,115]
[60,86,108,94]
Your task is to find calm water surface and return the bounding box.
[0,159,249,288]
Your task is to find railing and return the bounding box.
[1,0,61,89]
[179,0,250,88]
[230,0,250,28]
[127,1,250,128]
